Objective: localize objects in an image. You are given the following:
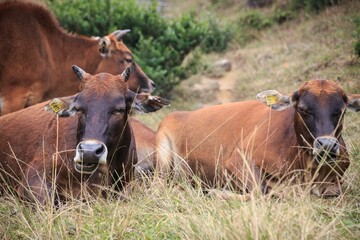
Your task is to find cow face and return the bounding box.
[257,80,360,163]
[45,66,170,174]
[96,29,156,94]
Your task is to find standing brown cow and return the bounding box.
[0,1,155,115]
[156,80,360,197]
[0,66,169,205]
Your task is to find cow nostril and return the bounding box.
[314,137,340,163]
[95,145,105,156]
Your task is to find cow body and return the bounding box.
[130,118,157,177]
[0,66,169,205]
[0,1,154,115]
[156,80,359,196]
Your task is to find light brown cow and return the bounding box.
[131,118,157,177]
[0,66,169,206]
[0,1,155,115]
[156,80,360,197]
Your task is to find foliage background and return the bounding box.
[46,0,232,96]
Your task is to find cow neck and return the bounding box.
[108,119,135,181]
[58,33,102,72]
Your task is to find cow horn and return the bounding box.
[113,29,131,41]
[72,65,86,80]
[121,67,131,82]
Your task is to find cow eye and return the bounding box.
[298,107,312,116]
[112,108,126,115]
[73,106,84,113]
[125,58,133,63]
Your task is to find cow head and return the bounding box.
[45,65,170,174]
[257,80,360,164]
[96,29,156,93]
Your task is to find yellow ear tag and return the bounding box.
[49,99,63,113]
[265,95,278,106]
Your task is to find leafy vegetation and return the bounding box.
[45,0,232,96]
[353,16,360,57]
[290,0,340,12]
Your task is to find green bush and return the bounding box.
[291,0,340,12]
[238,11,272,30]
[45,0,231,97]
[353,16,360,57]
[273,9,295,24]
[200,17,233,53]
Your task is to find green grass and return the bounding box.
[1,0,360,239]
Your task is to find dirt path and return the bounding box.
[215,70,239,104]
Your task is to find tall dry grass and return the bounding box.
[1,0,360,239]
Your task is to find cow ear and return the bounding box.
[127,91,170,113]
[256,90,292,111]
[44,95,77,117]
[113,29,131,41]
[121,67,131,82]
[347,94,360,112]
[98,36,111,56]
[72,65,89,80]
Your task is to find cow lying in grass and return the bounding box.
[156,80,360,197]
[0,66,169,206]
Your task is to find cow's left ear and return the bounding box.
[98,36,111,56]
[256,90,292,111]
[347,94,360,112]
[127,91,170,113]
[121,67,131,82]
[44,95,77,117]
[98,29,131,56]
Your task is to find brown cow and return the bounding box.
[131,118,157,177]
[0,66,169,205]
[0,1,155,115]
[156,80,360,197]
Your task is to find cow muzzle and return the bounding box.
[74,140,108,174]
[312,137,340,164]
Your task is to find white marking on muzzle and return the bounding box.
[74,140,108,174]
[312,137,340,156]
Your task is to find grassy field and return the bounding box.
[1,0,360,239]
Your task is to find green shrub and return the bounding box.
[353,16,360,57]
[46,0,165,50]
[45,0,231,97]
[291,0,340,12]
[273,9,295,24]
[238,11,272,30]
[200,17,233,53]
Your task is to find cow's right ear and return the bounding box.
[127,91,170,113]
[347,94,360,112]
[256,90,292,111]
[44,95,77,117]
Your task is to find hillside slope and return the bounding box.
[137,0,360,129]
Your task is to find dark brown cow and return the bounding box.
[0,66,169,205]
[0,1,155,115]
[156,80,360,197]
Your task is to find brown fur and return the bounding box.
[131,118,156,175]
[156,80,352,196]
[0,70,163,205]
[0,1,153,115]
